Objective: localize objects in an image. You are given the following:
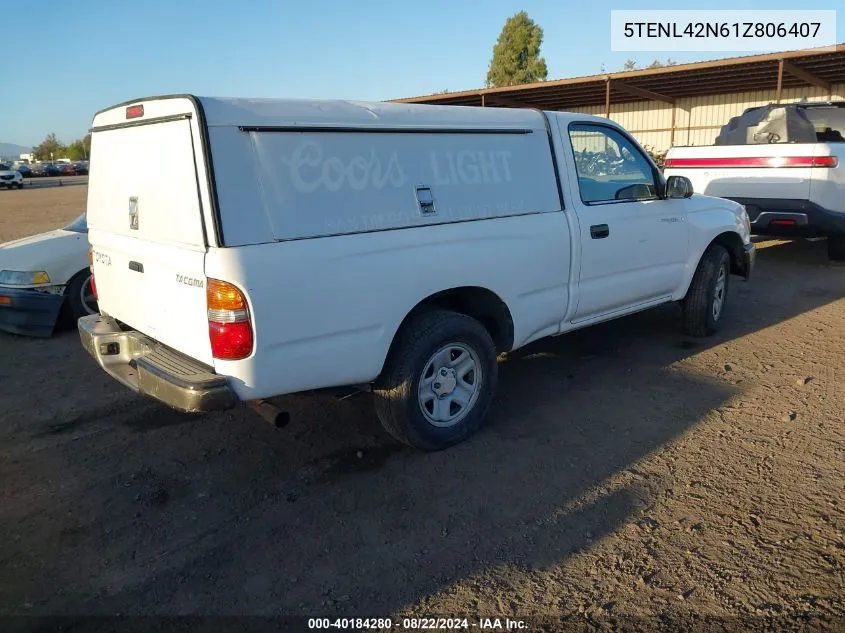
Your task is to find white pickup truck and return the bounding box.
[79,96,754,450]
[665,102,845,260]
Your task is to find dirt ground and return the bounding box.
[0,186,843,631]
[0,179,88,242]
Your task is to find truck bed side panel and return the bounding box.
[206,212,572,400]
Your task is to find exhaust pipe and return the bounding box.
[246,399,290,428]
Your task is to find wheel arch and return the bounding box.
[680,230,748,299]
[710,231,748,278]
[64,267,93,292]
[379,286,515,377]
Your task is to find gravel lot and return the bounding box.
[0,186,842,631]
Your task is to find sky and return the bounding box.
[1,0,842,147]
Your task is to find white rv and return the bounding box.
[79,96,754,450]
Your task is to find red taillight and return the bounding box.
[770,219,798,226]
[126,104,144,119]
[810,156,838,167]
[665,156,839,168]
[88,246,97,299]
[207,279,253,360]
[208,321,253,360]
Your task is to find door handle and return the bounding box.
[128,261,144,273]
[590,224,610,239]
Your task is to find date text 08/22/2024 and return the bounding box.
[307,617,528,630]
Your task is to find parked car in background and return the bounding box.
[15,164,32,178]
[39,163,63,177]
[0,213,97,337]
[80,96,754,450]
[0,165,24,189]
[72,162,89,175]
[58,164,76,176]
[665,101,845,260]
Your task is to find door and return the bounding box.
[564,122,689,323]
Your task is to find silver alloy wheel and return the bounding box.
[80,275,98,315]
[712,264,727,321]
[418,343,482,427]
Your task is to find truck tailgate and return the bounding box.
[663,144,829,201]
[87,110,213,365]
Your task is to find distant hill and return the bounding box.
[0,142,32,160]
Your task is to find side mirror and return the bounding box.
[665,175,694,199]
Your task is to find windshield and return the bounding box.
[64,213,88,233]
[802,107,845,142]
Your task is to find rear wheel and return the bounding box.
[827,235,845,261]
[65,270,98,322]
[681,244,731,337]
[373,309,498,451]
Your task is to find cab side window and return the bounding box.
[569,124,658,204]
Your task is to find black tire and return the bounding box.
[681,244,731,337]
[373,309,498,451]
[64,270,98,322]
[827,235,845,261]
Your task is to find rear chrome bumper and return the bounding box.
[78,314,238,413]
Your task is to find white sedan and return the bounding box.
[0,166,25,189]
[0,213,97,337]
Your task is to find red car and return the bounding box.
[58,164,76,175]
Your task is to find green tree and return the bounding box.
[65,134,91,161]
[486,11,548,87]
[33,133,66,161]
[622,59,638,71]
[66,140,86,161]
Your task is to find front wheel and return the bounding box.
[65,271,98,322]
[681,244,731,337]
[373,309,498,451]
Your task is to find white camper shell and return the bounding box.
[80,95,755,450]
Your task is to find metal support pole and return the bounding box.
[670,103,677,147]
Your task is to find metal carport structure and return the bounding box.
[392,45,845,149]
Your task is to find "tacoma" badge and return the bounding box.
[176,274,204,288]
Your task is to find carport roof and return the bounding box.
[391,45,845,110]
